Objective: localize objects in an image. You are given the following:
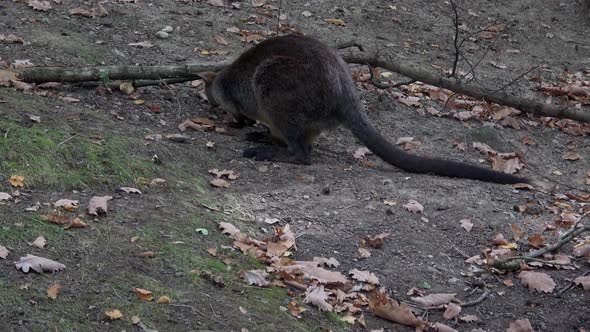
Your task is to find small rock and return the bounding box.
[322,187,331,195]
[155,31,169,39]
[161,26,174,33]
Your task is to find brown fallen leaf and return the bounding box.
[0,245,8,259]
[219,222,241,239]
[492,233,509,245]
[573,276,590,290]
[87,196,113,216]
[209,169,239,180]
[133,288,154,301]
[304,285,333,311]
[410,293,456,306]
[40,211,69,224]
[287,300,307,318]
[349,269,380,285]
[31,236,47,249]
[363,233,391,248]
[369,289,425,329]
[54,198,79,211]
[443,303,462,320]
[507,318,534,332]
[510,223,526,241]
[29,0,52,11]
[460,314,479,322]
[64,217,88,230]
[312,257,340,268]
[157,295,171,304]
[105,309,123,320]
[15,254,66,273]
[460,219,473,232]
[117,187,142,194]
[210,178,230,188]
[47,284,61,300]
[562,152,582,161]
[403,200,424,214]
[215,35,229,46]
[518,271,556,293]
[527,234,545,248]
[240,270,269,287]
[0,192,12,201]
[353,147,371,159]
[325,18,346,26]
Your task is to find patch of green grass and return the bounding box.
[0,116,159,190]
[323,311,349,330]
[0,215,75,247]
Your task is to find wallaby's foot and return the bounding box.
[228,117,256,129]
[243,146,311,164]
[243,146,276,161]
[245,131,273,143]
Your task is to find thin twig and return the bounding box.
[458,289,491,307]
[448,0,460,78]
[57,134,76,146]
[170,303,207,317]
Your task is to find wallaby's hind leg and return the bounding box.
[243,125,311,164]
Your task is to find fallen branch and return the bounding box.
[4,54,589,123]
[12,63,226,83]
[342,54,590,123]
[492,212,590,271]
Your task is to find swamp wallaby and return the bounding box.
[198,35,529,184]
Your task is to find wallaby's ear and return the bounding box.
[196,71,217,85]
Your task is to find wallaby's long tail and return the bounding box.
[337,94,529,185]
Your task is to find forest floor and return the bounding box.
[0,0,589,331]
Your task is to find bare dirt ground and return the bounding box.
[0,0,589,331]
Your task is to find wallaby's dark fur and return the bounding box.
[200,35,528,184]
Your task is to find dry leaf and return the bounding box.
[31,236,47,249]
[300,266,348,284]
[403,200,424,214]
[105,309,123,320]
[215,35,228,46]
[9,175,25,187]
[210,178,230,188]
[562,152,582,161]
[64,217,88,230]
[349,269,380,285]
[443,303,461,320]
[287,300,307,318]
[40,211,69,224]
[117,187,142,194]
[29,0,52,11]
[157,295,171,304]
[510,223,526,241]
[518,271,556,293]
[47,284,61,300]
[357,247,371,258]
[410,293,456,306]
[53,198,79,210]
[460,314,479,322]
[241,270,269,287]
[363,233,391,248]
[15,254,66,273]
[207,247,218,256]
[209,169,239,180]
[304,285,333,311]
[0,192,11,201]
[353,147,371,159]
[492,233,509,245]
[0,246,9,259]
[527,234,545,248]
[87,196,112,216]
[325,18,346,26]
[251,0,265,7]
[460,219,473,232]
[369,289,424,328]
[207,0,225,7]
[507,319,534,332]
[219,222,241,239]
[573,276,590,290]
[134,288,154,301]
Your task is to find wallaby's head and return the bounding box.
[197,71,219,106]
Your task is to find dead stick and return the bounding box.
[342,54,590,123]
